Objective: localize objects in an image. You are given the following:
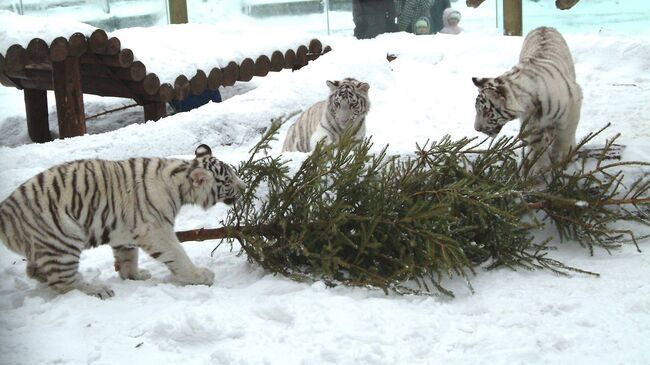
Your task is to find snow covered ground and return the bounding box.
[1,2,650,365]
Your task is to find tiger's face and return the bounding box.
[472,77,517,138]
[191,144,246,208]
[327,78,370,118]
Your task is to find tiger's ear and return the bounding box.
[326,80,339,90]
[357,82,370,93]
[472,77,490,88]
[195,144,212,158]
[190,168,210,188]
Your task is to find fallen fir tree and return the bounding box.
[176,119,650,296]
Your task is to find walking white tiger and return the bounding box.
[282,77,371,152]
[472,26,583,174]
[0,145,245,299]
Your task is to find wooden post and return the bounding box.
[168,0,188,24]
[52,57,86,139]
[143,102,166,122]
[503,0,522,36]
[24,89,52,143]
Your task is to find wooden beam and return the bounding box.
[24,89,52,143]
[52,57,86,139]
[503,0,522,36]
[143,102,166,122]
[168,0,188,24]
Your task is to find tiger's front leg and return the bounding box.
[522,129,552,176]
[112,246,151,281]
[136,227,214,286]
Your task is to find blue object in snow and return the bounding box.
[170,89,222,113]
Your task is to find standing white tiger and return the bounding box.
[0,145,245,299]
[472,26,582,173]
[283,77,370,152]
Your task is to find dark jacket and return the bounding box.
[352,0,397,39]
[430,0,451,33]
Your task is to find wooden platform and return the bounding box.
[0,29,330,143]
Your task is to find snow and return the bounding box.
[1,2,650,364]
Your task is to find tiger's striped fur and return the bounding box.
[282,78,370,152]
[0,145,245,299]
[472,26,583,174]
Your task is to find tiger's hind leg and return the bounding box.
[551,100,581,165]
[112,246,151,281]
[26,262,47,283]
[36,250,115,299]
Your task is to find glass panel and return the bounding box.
[0,0,168,31]
[521,0,650,35]
[186,0,338,36]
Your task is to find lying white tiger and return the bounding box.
[0,145,245,299]
[283,77,371,152]
[472,26,583,174]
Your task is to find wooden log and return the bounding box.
[0,53,19,87]
[98,48,134,68]
[174,74,190,100]
[5,44,27,72]
[89,29,108,54]
[24,89,52,143]
[207,67,222,90]
[270,50,284,72]
[8,69,141,99]
[168,0,189,24]
[81,61,146,82]
[26,38,49,64]
[157,83,174,103]
[49,37,69,62]
[296,45,308,67]
[190,69,208,96]
[138,73,161,95]
[254,55,271,77]
[143,102,166,122]
[104,37,121,55]
[68,32,88,57]
[238,58,255,82]
[283,49,296,69]
[52,57,86,139]
[221,61,238,86]
[503,0,522,36]
[116,61,146,81]
[308,39,323,55]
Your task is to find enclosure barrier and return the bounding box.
[0,29,330,143]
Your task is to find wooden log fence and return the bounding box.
[0,31,329,142]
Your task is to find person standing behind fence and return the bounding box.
[439,8,463,34]
[430,0,451,34]
[352,0,397,39]
[395,0,433,34]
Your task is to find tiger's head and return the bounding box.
[326,77,370,118]
[472,77,522,138]
[189,144,246,208]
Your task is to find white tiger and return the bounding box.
[282,77,371,152]
[0,145,246,299]
[472,26,583,174]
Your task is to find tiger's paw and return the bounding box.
[78,282,115,299]
[177,267,214,286]
[120,269,151,280]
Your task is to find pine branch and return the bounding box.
[175,122,649,296]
